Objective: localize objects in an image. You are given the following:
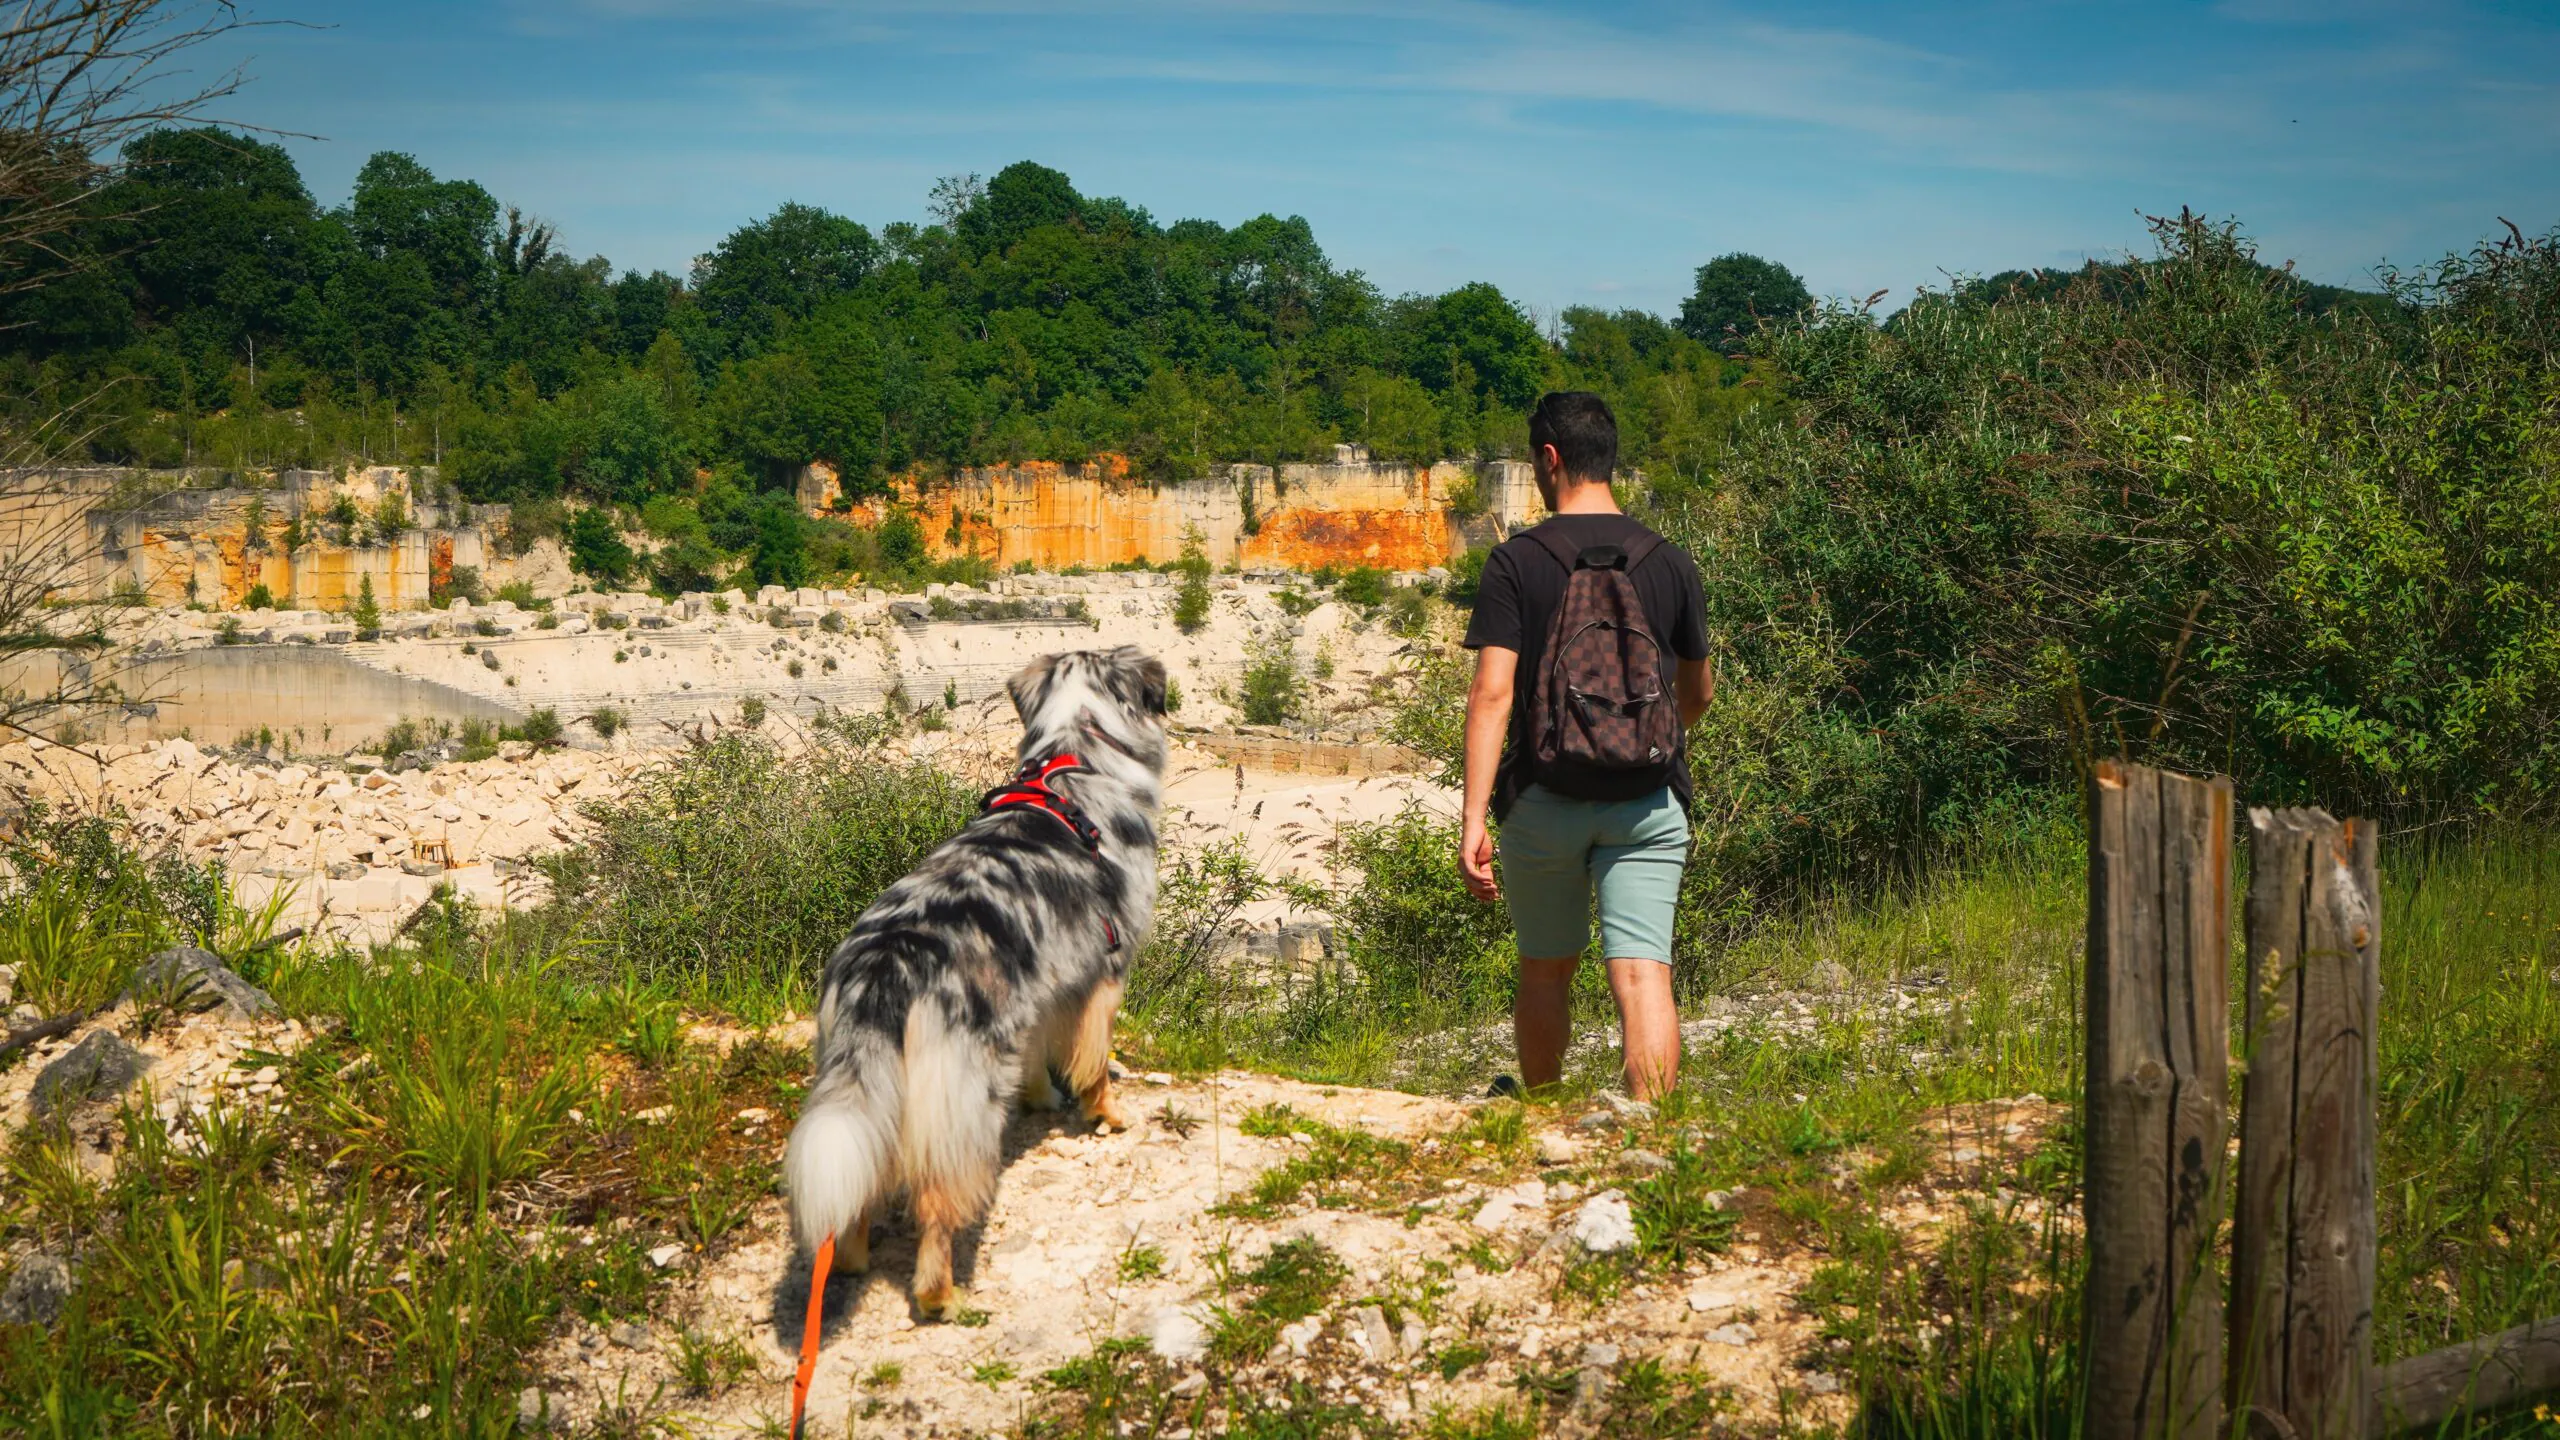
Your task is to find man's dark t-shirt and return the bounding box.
[1462,513,1710,818]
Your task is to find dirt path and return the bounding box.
[518,1065,1906,1438]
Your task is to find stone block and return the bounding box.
[340,873,403,913]
[31,1031,152,1118]
[128,945,277,1022]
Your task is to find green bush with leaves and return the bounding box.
[1632,220,2555,932]
[539,731,974,1006]
[1238,639,1303,725]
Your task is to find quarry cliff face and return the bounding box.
[1,467,499,612]
[7,449,1547,623]
[819,448,1546,571]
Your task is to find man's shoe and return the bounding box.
[1486,1074,1524,1100]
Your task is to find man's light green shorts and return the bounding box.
[1498,784,1690,963]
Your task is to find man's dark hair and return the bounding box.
[1528,391,1618,484]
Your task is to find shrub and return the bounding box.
[539,733,974,1005]
[566,507,635,584]
[1239,639,1303,725]
[1173,571,1211,632]
[1322,803,1519,1028]
[1172,533,1213,633]
[351,574,382,640]
[0,809,225,1012]
[1446,546,1488,602]
[370,490,411,541]
[214,617,245,645]
[433,564,485,608]
[242,583,274,611]
[1385,584,1430,637]
[590,707,624,740]
[1334,567,1390,607]
[380,718,424,757]
[738,696,766,728]
[506,708,563,748]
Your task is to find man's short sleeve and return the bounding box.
[1666,548,1710,661]
[1462,547,1524,651]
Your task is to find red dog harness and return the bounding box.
[981,753,1104,852]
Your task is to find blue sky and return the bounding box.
[193,1,2558,318]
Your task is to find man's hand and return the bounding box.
[1459,647,1517,904]
[1460,819,1500,901]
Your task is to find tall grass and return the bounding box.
[537,728,977,1013]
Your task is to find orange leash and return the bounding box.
[788,1234,835,1440]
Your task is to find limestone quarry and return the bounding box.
[2,459,2059,1439]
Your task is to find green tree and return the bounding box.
[1172,531,1213,632]
[1410,282,1547,411]
[1679,253,1812,347]
[573,371,680,502]
[567,506,635,584]
[693,201,877,355]
[749,493,810,587]
[351,573,382,638]
[1345,368,1443,464]
[956,161,1081,256]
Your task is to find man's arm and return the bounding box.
[1676,654,1713,728]
[1458,645,1516,902]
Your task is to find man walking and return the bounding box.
[1459,392,1713,1102]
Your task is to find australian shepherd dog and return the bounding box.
[784,645,1168,1318]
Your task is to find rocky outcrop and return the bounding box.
[842,449,1545,573]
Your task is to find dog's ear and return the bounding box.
[1007,654,1062,722]
[1132,654,1169,716]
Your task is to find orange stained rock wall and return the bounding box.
[0,466,498,612]
[843,455,1541,572]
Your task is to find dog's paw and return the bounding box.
[912,1285,958,1322]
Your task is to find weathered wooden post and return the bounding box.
[2085,761,2234,1440]
[2230,807,2379,1440]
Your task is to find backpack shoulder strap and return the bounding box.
[1524,524,1583,575]
[1620,529,1670,572]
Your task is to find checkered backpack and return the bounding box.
[1527,526,1677,784]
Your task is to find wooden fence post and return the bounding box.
[2085,761,2234,1440]
[2230,807,2379,1440]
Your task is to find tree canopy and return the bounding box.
[0,131,1777,506]
[1679,253,1812,347]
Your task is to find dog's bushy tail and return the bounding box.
[785,1026,903,1257]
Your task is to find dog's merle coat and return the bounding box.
[784,646,1167,1315]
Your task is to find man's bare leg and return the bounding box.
[1605,957,1681,1102]
[1514,956,1580,1094]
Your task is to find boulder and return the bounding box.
[1568,1191,1637,1254]
[30,1030,152,1118]
[0,1253,71,1327]
[128,946,277,1022]
[1145,1306,1210,1362]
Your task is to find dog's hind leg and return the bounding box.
[1017,1026,1065,1113]
[1063,977,1129,1132]
[910,1186,973,1320]
[898,1000,1005,1320]
[832,1202,875,1275]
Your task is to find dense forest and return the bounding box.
[1,130,1787,508]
